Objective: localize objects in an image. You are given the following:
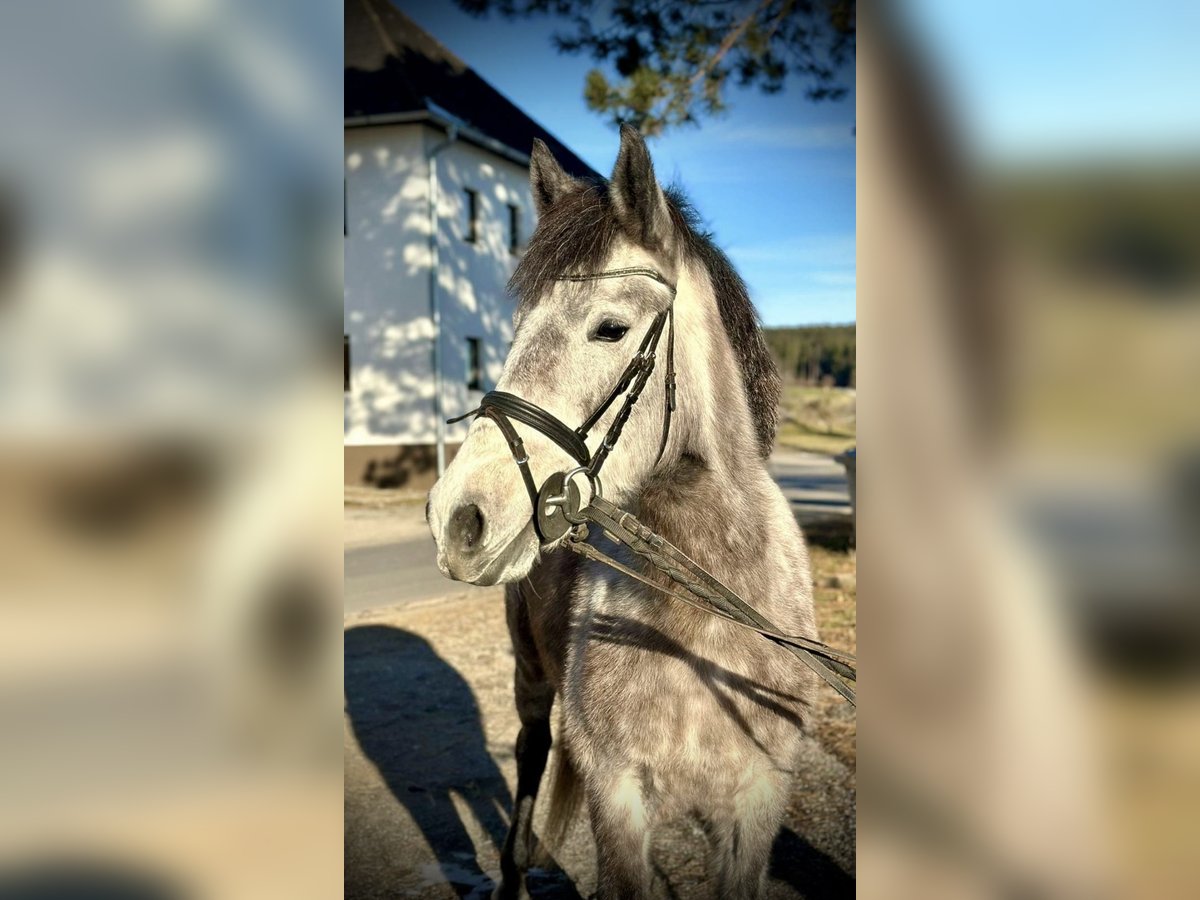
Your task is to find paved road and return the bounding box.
[345,450,849,614]
[768,449,852,521]
[344,534,498,613]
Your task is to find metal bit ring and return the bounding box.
[560,466,601,524]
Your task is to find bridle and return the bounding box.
[445,266,857,705]
[447,266,677,543]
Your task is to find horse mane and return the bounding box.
[509,182,780,458]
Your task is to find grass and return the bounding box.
[806,539,857,768]
[775,384,856,456]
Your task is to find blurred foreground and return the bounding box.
[0,2,342,897]
[860,3,1199,898]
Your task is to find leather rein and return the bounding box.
[447,267,856,705]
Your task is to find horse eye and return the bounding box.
[593,320,630,342]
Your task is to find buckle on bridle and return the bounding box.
[507,435,529,465]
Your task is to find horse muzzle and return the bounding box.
[428,466,540,585]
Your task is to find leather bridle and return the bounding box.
[447,266,677,543]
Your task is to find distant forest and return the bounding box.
[763,325,855,387]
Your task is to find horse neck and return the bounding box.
[634,262,770,570]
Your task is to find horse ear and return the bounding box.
[609,123,674,252]
[530,139,577,215]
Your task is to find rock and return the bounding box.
[824,573,856,591]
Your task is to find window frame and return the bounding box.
[466,336,483,391]
[507,203,520,254]
[464,188,479,243]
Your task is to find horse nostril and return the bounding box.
[449,503,485,551]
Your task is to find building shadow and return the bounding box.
[345,625,511,899]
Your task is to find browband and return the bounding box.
[557,266,677,295]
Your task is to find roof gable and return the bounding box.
[345,0,599,180]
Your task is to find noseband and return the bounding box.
[447,267,677,542]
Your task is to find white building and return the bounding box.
[344,0,597,487]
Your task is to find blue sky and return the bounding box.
[901,0,1200,165]
[396,1,856,327]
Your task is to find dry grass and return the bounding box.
[775,384,857,456]
[807,541,857,769]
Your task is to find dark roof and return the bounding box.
[345,0,599,180]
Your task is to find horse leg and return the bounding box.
[588,769,655,899]
[494,590,555,900]
[709,773,787,900]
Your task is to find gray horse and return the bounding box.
[428,126,818,899]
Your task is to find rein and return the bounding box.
[447,267,856,705]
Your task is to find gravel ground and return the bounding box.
[344,559,856,899]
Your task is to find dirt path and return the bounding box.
[344,591,855,899]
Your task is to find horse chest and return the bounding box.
[563,596,784,768]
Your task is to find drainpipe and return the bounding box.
[427,124,457,477]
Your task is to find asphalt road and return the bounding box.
[768,448,853,520]
[344,533,498,613]
[344,449,849,614]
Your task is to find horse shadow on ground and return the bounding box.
[769,827,855,899]
[345,625,581,900]
[345,625,511,898]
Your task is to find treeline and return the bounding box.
[763,325,855,387]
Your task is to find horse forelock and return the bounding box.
[509,182,780,458]
[508,179,616,315]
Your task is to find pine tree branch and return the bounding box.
[687,0,774,89]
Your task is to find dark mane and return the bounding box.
[509,183,780,457]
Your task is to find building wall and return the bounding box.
[344,124,434,447]
[344,124,535,487]
[433,136,530,440]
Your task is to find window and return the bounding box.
[508,204,520,254]
[344,334,350,392]
[466,337,483,391]
[464,188,478,243]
